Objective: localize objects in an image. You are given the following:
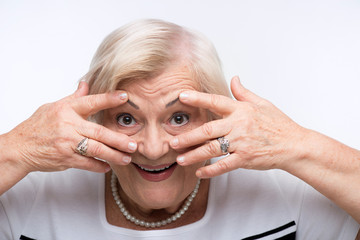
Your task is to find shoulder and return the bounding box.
[205,167,297,238]
[0,169,104,239]
[209,165,359,239]
[3,169,99,195]
[1,169,101,210]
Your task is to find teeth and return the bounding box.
[138,164,173,172]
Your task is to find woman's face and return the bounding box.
[103,64,208,213]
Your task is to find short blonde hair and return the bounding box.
[82,19,230,122]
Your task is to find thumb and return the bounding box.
[73,81,89,98]
[230,76,262,104]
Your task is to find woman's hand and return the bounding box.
[170,76,360,223]
[3,81,137,175]
[170,76,308,178]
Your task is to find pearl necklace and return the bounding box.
[111,172,201,228]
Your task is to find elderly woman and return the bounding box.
[0,19,360,239]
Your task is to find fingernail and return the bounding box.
[128,142,137,151]
[123,156,131,164]
[177,156,185,164]
[170,138,179,147]
[196,169,203,178]
[179,92,189,100]
[105,165,112,172]
[119,92,127,100]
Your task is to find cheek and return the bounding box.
[191,110,209,130]
[102,112,115,129]
[110,163,131,176]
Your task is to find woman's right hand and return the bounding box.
[1,81,136,176]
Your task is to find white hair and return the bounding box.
[82,19,230,122]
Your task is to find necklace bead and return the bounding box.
[111,172,201,228]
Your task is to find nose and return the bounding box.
[137,123,170,161]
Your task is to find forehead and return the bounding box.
[119,64,199,102]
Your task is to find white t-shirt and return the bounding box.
[0,167,359,240]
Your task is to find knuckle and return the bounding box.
[201,122,213,137]
[175,131,193,148]
[241,142,255,155]
[90,143,103,157]
[216,159,230,172]
[84,97,98,111]
[38,103,51,112]
[243,102,255,113]
[206,141,219,155]
[210,94,220,109]
[52,102,69,119]
[57,136,73,153]
[201,166,216,177]
[93,126,105,140]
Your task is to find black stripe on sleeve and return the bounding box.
[275,231,296,240]
[20,235,37,240]
[242,221,296,240]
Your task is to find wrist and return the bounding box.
[276,125,313,171]
[0,133,29,196]
[0,133,31,187]
[281,126,358,181]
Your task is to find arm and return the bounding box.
[285,128,360,222]
[0,133,29,195]
[0,82,137,195]
[170,76,360,223]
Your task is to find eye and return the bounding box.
[116,113,136,127]
[169,112,189,127]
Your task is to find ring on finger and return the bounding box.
[217,137,230,155]
[76,137,89,156]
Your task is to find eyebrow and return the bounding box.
[127,99,140,109]
[126,97,179,109]
[165,97,179,108]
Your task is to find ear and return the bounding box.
[230,76,262,104]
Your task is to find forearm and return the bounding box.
[0,133,29,195]
[284,129,360,223]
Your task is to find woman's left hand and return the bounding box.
[170,76,308,178]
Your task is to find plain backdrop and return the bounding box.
[1,0,359,149]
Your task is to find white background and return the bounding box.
[1,0,359,149]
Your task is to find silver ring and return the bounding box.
[217,137,230,155]
[76,137,89,156]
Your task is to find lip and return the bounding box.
[132,162,178,182]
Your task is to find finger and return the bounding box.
[178,90,235,116]
[75,138,132,165]
[177,139,225,166]
[74,81,89,98]
[72,91,128,117]
[58,81,90,103]
[170,119,230,150]
[195,154,241,178]
[78,121,137,153]
[70,154,111,173]
[230,76,264,104]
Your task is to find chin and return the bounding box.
[134,180,185,210]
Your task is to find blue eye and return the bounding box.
[169,113,189,126]
[117,113,136,127]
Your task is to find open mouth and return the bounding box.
[133,162,177,173]
[132,162,178,182]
